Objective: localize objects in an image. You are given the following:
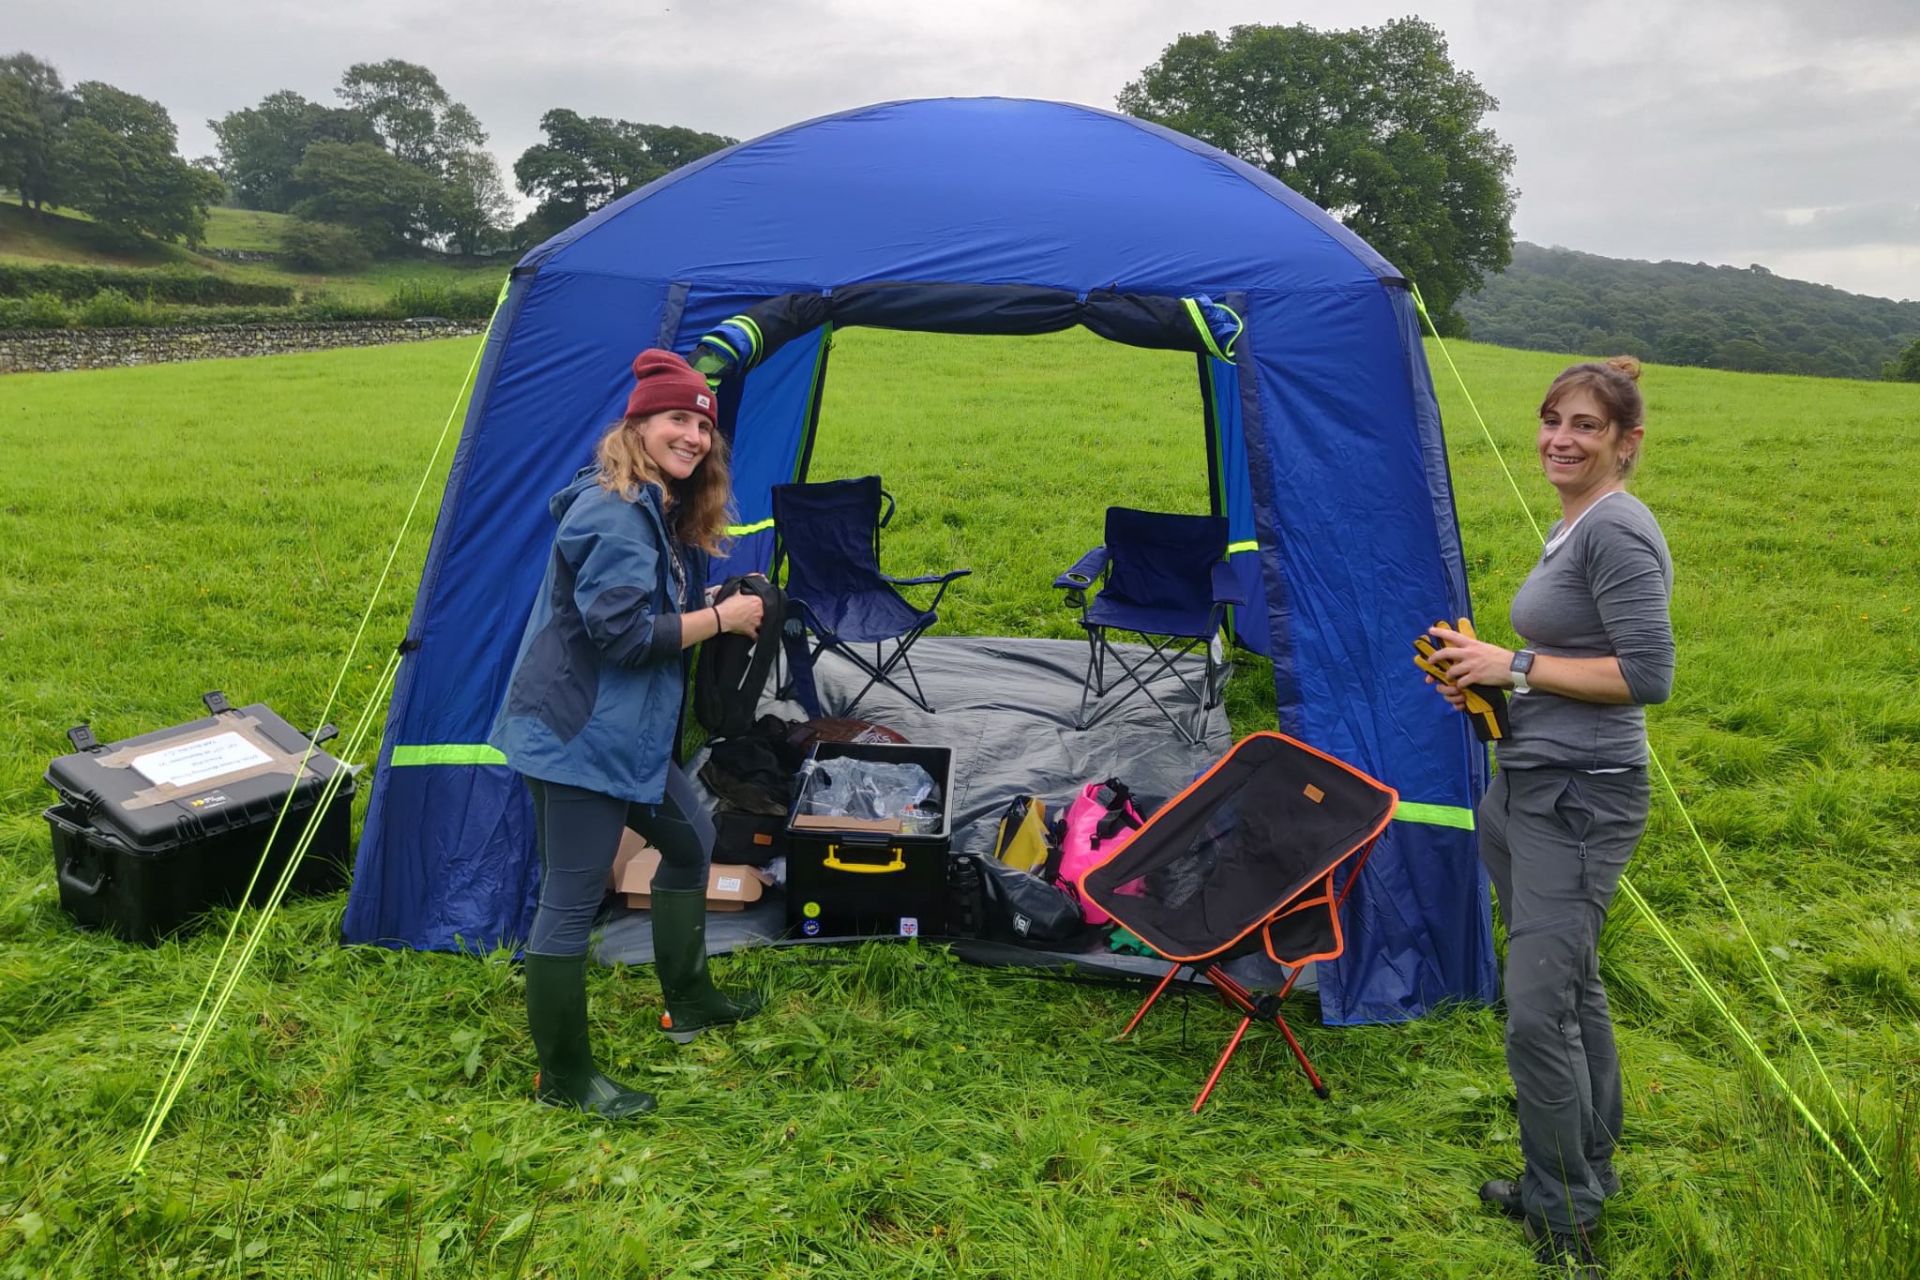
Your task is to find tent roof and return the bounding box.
[524,97,1402,298]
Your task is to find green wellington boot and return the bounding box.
[524,952,656,1118]
[650,887,764,1043]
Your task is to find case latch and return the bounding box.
[201,690,234,716]
[66,723,102,753]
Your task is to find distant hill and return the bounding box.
[1458,242,1920,380]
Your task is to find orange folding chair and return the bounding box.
[1081,732,1397,1111]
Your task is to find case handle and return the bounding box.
[823,843,906,875]
[57,850,108,898]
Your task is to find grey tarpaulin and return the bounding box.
[594,636,1310,991]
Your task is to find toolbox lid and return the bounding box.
[46,701,350,853]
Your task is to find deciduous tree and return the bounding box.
[1884,336,1920,382]
[208,90,375,211]
[513,108,733,243]
[56,81,223,244]
[289,140,432,251]
[0,52,71,213]
[1119,18,1516,333]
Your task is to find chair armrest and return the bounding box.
[879,488,897,529]
[1054,546,1109,590]
[883,568,971,588]
[1211,559,1245,606]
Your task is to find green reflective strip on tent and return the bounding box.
[1227,539,1258,554]
[727,517,775,536]
[390,744,507,767]
[1393,801,1475,830]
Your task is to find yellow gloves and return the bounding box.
[1413,617,1511,743]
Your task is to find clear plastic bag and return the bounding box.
[796,759,942,829]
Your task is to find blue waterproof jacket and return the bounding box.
[489,467,706,804]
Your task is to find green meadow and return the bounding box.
[0,330,1916,1278]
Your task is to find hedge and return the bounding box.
[0,280,502,330]
[0,263,296,307]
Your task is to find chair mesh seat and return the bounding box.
[1083,732,1399,1111]
[1084,733,1396,963]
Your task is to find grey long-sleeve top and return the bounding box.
[1497,491,1675,770]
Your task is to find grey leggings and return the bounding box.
[1478,765,1648,1233]
[525,766,715,957]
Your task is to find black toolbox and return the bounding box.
[44,692,356,945]
[784,741,955,939]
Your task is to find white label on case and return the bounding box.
[716,876,743,892]
[130,732,272,789]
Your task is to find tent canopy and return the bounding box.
[343,97,1497,1025]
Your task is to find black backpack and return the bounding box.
[694,577,787,740]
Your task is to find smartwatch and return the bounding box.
[1509,648,1536,695]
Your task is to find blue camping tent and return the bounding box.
[342,97,1497,1025]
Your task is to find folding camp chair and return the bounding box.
[1081,732,1397,1112]
[1054,507,1240,746]
[771,476,970,715]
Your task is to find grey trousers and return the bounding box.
[524,766,715,957]
[1478,765,1648,1233]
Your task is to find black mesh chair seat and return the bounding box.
[1081,732,1397,1111]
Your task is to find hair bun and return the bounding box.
[1606,355,1643,382]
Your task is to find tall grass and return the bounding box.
[0,332,1915,1276]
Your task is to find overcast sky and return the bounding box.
[12,0,1919,300]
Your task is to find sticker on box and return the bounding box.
[802,919,821,936]
[898,917,919,938]
[717,876,743,892]
[131,732,272,789]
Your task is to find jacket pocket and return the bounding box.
[507,619,600,745]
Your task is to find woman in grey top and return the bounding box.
[1426,356,1674,1272]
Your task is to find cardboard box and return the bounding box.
[609,828,770,911]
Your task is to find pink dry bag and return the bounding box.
[1053,779,1146,925]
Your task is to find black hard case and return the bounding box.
[44,699,355,944]
[783,741,955,939]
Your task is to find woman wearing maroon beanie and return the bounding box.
[490,348,766,1118]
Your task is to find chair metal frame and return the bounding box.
[1055,511,1241,747]
[1115,833,1381,1113]
[772,478,969,716]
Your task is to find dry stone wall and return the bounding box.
[0,319,487,374]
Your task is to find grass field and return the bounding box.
[1,330,1917,1278]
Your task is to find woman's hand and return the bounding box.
[1425,625,1515,689]
[1424,671,1471,710]
[716,592,764,639]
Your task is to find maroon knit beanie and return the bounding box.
[624,348,718,424]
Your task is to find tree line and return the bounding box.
[0,52,736,267]
[7,29,1914,380]
[1458,243,1920,382]
[4,21,1512,330]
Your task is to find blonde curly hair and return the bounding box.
[594,414,734,555]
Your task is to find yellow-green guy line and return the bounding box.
[1411,282,1880,1197]
[132,649,400,1172]
[131,278,511,1173]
